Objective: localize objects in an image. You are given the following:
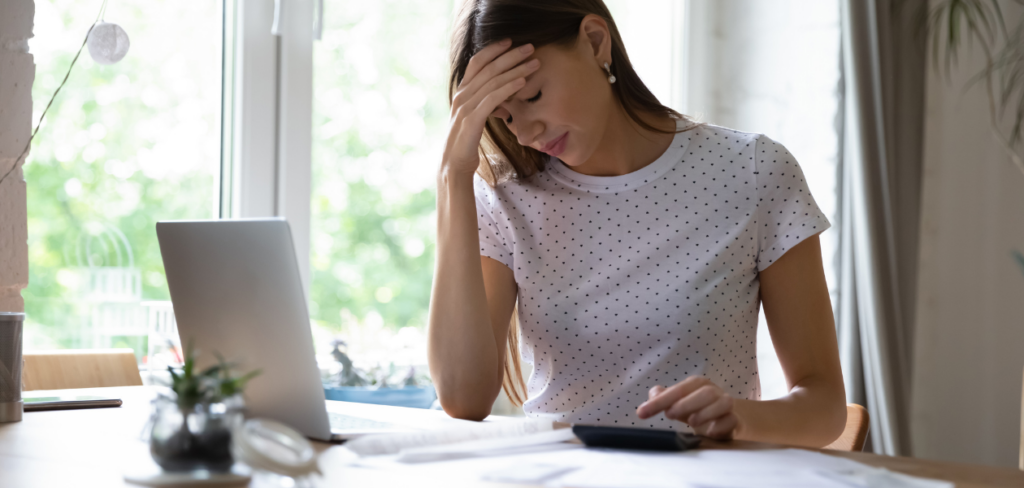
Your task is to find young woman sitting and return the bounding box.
[427,0,846,448]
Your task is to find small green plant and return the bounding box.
[149,343,262,472]
[165,342,261,410]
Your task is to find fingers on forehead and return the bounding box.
[472,39,512,63]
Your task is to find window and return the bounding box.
[24,0,224,370]
[308,0,455,371]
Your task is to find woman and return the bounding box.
[427,0,846,448]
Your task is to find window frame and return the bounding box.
[225,0,315,297]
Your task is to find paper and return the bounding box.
[396,428,577,463]
[809,467,955,488]
[481,463,580,484]
[552,449,954,488]
[349,446,954,488]
[345,418,557,456]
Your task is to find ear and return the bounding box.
[578,14,612,66]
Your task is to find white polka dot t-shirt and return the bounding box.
[473,121,830,430]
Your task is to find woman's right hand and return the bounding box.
[442,39,541,178]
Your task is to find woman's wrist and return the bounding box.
[438,161,477,187]
[729,398,752,440]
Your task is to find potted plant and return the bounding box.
[322,339,435,409]
[147,345,260,472]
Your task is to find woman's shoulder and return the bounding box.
[683,123,801,166]
[685,122,764,148]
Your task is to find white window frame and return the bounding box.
[224,0,314,296]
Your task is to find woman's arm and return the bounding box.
[637,234,847,448]
[427,39,535,421]
[732,233,846,447]
[428,173,518,420]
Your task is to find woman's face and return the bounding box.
[489,33,615,167]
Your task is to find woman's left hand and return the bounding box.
[635,376,741,440]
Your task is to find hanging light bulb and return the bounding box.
[87,22,130,65]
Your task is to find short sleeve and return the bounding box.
[753,135,831,272]
[473,175,515,270]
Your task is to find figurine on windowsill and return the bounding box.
[324,339,435,408]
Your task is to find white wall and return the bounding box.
[912,4,1024,468]
[0,0,33,314]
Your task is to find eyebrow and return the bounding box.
[505,71,539,103]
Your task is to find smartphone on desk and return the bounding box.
[22,394,122,412]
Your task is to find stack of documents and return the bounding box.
[344,418,567,458]
[342,423,953,488]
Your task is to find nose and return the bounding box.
[515,116,544,149]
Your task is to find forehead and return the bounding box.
[528,42,580,64]
[495,43,581,105]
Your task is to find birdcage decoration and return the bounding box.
[143,300,182,373]
[61,222,146,353]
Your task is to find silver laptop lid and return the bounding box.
[157,219,332,441]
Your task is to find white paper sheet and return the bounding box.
[344,418,557,456]
[350,446,953,488]
[396,428,578,463]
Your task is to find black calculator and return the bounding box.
[572,425,702,451]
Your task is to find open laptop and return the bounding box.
[156,218,426,441]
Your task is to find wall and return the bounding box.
[912,4,1024,468]
[0,0,33,314]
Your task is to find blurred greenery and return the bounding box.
[26,0,455,352]
[25,0,221,348]
[309,0,455,335]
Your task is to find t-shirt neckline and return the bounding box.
[545,118,694,194]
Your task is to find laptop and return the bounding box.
[156,218,420,441]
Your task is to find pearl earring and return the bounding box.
[603,62,616,84]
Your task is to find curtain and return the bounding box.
[837,0,926,456]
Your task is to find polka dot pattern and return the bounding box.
[473,123,830,430]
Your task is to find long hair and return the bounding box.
[448,0,698,405]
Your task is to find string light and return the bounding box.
[0,0,129,188]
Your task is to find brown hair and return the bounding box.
[448,0,698,405]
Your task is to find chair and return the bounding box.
[824,403,870,451]
[22,348,143,391]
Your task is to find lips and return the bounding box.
[540,132,568,156]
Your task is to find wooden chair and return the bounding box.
[824,403,870,451]
[22,348,143,391]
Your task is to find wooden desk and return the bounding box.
[1,386,1022,487]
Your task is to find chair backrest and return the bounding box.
[824,403,870,451]
[22,349,143,391]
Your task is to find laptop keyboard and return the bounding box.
[328,411,400,431]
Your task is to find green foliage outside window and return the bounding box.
[309,0,455,337]
[25,0,456,359]
[25,0,221,349]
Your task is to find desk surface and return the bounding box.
[1,386,1022,488]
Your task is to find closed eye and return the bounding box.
[503,91,541,125]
